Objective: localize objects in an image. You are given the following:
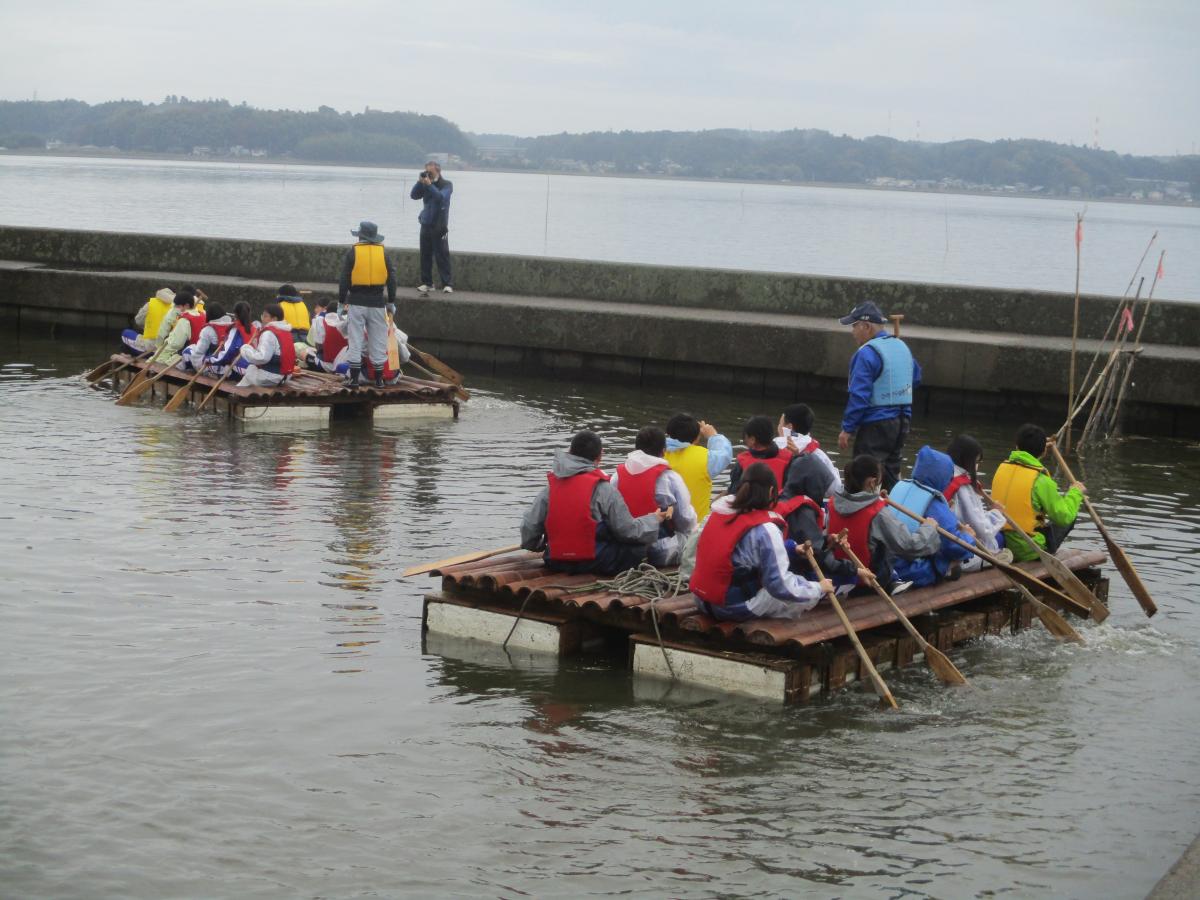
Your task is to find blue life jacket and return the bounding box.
[865,335,914,407]
[887,479,940,532]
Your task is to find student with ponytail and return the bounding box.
[945,434,1009,560]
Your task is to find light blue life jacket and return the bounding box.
[865,335,914,407]
[887,479,939,532]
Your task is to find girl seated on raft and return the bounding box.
[777,449,858,584]
[179,303,231,372]
[944,434,1011,564]
[203,301,258,377]
[882,446,978,585]
[236,304,295,388]
[688,463,832,622]
[827,454,941,592]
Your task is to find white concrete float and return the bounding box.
[372,402,456,420]
[630,635,817,704]
[423,595,584,656]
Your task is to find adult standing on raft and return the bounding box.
[837,301,921,490]
[338,220,396,388]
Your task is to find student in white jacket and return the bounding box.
[237,304,294,388]
[945,434,1010,566]
[610,426,698,566]
[774,403,842,496]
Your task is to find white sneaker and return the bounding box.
[891,580,914,595]
[993,548,1014,565]
[442,285,454,294]
[416,284,431,293]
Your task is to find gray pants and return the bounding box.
[345,305,388,368]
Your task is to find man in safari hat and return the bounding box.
[338,220,396,387]
[837,301,922,490]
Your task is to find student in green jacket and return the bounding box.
[990,423,1086,561]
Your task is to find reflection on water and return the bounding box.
[1,333,1199,898]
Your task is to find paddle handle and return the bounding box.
[195,367,234,412]
[832,533,929,652]
[403,543,523,578]
[803,543,898,709]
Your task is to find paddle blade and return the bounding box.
[116,375,155,405]
[411,348,463,385]
[85,360,116,382]
[1105,537,1158,617]
[1042,551,1110,622]
[923,644,969,686]
[162,380,193,412]
[1034,602,1085,643]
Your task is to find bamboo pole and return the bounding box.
[1066,212,1083,452]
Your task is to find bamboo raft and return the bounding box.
[419,548,1108,703]
[102,353,460,422]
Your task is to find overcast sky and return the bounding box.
[2,0,1196,155]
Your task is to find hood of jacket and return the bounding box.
[830,488,883,516]
[710,495,738,516]
[781,453,833,502]
[621,449,671,476]
[911,444,954,492]
[551,450,602,479]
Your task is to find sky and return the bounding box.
[1,0,1197,156]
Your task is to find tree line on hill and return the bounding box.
[0,99,1195,199]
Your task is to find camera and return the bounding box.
[419,171,430,180]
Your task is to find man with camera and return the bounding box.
[410,162,454,294]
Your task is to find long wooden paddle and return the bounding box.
[195,366,236,412]
[885,498,1083,641]
[162,364,209,412]
[884,497,1091,618]
[1047,440,1157,617]
[404,543,523,578]
[115,345,167,399]
[116,356,180,406]
[408,358,469,401]
[981,492,1110,622]
[831,532,968,686]
[87,348,152,383]
[408,344,464,385]
[803,543,898,709]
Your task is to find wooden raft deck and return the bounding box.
[106,353,459,421]
[421,548,1108,703]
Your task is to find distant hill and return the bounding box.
[0,98,474,165]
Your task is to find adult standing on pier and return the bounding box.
[338,221,396,388]
[410,162,453,294]
[837,301,921,490]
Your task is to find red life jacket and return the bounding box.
[943,473,973,503]
[323,318,349,363]
[615,461,669,517]
[827,497,887,569]
[689,508,786,605]
[544,468,609,562]
[736,448,794,488]
[776,495,825,531]
[180,310,207,344]
[209,321,233,347]
[260,323,296,375]
[795,437,821,455]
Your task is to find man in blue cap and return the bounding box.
[837,301,921,489]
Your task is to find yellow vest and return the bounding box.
[665,444,713,522]
[141,295,173,341]
[991,460,1045,532]
[351,243,387,287]
[280,299,311,332]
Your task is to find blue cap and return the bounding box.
[838,301,887,325]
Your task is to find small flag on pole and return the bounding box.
[1156,255,1165,281]
[1120,307,1135,334]
[1075,216,1083,248]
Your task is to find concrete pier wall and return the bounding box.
[2,226,1197,437]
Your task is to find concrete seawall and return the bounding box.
[2,226,1197,437]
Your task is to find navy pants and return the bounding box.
[419,225,452,288]
[854,416,910,491]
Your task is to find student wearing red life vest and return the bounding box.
[301,300,351,375]
[205,301,258,377]
[180,302,232,372]
[728,416,795,495]
[773,403,843,496]
[237,303,295,388]
[610,426,698,566]
[776,450,863,586]
[688,463,831,622]
[520,431,668,576]
[944,434,1010,560]
[827,455,940,592]
[151,291,206,368]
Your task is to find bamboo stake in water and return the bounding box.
[1066,211,1083,453]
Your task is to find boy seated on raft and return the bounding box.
[520,430,670,576]
[664,413,732,524]
[774,403,842,496]
[179,303,231,372]
[154,285,207,346]
[147,291,206,367]
[236,304,295,388]
[728,415,795,494]
[611,426,697,567]
[827,455,941,593]
[991,423,1086,562]
[777,445,858,584]
[945,434,1010,559]
[300,300,352,375]
[883,445,980,584]
[687,463,833,622]
[121,287,175,354]
[275,284,311,344]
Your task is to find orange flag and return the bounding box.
[1075,217,1083,248]
[1156,255,1165,281]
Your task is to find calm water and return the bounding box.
[2,334,1199,898]
[1,154,1198,301]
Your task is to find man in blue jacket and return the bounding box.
[836,301,921,490]
[410,161,453,294]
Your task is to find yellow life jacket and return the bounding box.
[665,443,713,522]
[279,299,311,332]
[140,295,173,341]
[991,460,1046,532]
[350,243,387,287]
